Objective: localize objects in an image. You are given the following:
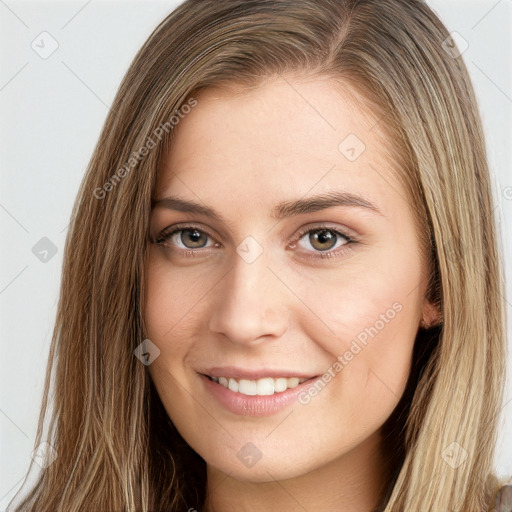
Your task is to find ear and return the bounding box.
[420,300,442,330]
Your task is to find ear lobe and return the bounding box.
[420,300,442,329]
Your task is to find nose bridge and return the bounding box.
[208,244,290,345]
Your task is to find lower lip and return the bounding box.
[199,374,321,416]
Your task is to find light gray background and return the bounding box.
[1,0,511,508]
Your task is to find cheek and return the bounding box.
[144,250,213,345]
[299,249,424,407]
[143,253,208,427]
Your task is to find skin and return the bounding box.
[144,74,440,512]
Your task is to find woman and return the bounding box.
[9,0,511,511]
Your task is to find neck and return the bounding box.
[203,429,396,512]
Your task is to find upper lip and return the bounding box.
[200,366,319,380]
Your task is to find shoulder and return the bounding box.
[492,484,512,512]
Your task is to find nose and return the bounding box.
[208,248,290,346]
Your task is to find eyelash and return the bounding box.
[152,223,357,261]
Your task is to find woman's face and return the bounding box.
[145,75,438,482]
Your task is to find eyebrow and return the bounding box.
[152,191,383,221]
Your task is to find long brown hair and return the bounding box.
[9,1,509,510]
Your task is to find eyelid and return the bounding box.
[153,221,357,242]
[292,222,357,244]
[152,222,220,246]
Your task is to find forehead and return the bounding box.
[155,75,401,213]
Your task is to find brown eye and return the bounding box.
[291,225,357,261]
[153,225,215,250]
[178,228,208,248]
[308,229,339,251]
[298,228,349,253]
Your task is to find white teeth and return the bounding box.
[210,375,309,396]
[274,377,288,392]
[228,378,239,392]
[256,377,274,396]
[287,377,300,389]
[238,379,257,395]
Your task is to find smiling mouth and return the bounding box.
[203,374,315,396]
